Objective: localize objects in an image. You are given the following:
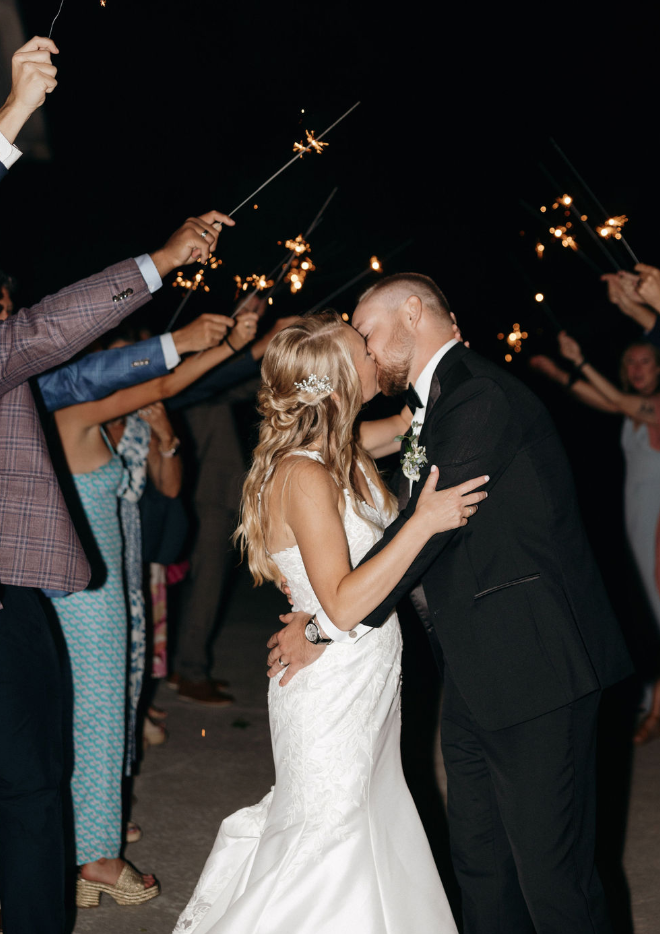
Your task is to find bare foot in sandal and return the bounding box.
[80,857,156,889]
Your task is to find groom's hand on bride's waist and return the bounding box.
[267,612,325,686]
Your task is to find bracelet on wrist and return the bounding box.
[160,437,181,458]
[225,336,239,354]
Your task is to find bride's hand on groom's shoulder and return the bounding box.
[266,611,324,686]
[414,468,489,536]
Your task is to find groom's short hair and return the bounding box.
[359,273,452,323]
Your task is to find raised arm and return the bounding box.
[359,406,413,459]
[0,36,58,166]
[558,331,659,423]
[0,210,231,396]
[55,313,258,434]
[602,271,658,332]
[529,355,619,413]
[37,313,234,412]
[281,459,486,631]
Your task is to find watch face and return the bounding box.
[305,622,319,643]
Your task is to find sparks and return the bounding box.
[285,234,311,255]
[234,273,275,294]
[596,214,628,240]
[293,129,329,157]
[172,255,219,292]
[284,257,316,294]
[498,322,529,359]
[535,242,545,259]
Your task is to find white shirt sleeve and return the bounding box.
[159,333,181,369]
[134,253,163,294]
[315,607,372,643]
[0,130,22,169]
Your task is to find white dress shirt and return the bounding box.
[316,337,460,643]
[0,129,22,169]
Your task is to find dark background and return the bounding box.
[1,1,657,621]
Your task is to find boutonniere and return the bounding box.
[395,421,428,482]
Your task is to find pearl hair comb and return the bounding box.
[294,373,334,394]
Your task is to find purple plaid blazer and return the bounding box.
[0,259,152,596]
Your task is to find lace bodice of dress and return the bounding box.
[268,451,393,615]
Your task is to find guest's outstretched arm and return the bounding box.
[55,313,258,433]
[0,36,58,164]
[529,355,619,413]
[359,406,413,459]
[558,331,660,423]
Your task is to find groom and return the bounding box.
[267,273,632,934]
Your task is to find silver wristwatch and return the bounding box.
[304,615,333,645]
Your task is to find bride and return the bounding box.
[174,311,487,934]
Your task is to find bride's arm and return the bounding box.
[284,458,487,631]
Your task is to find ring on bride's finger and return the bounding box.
[200,229,209,239]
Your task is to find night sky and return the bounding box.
[2,1,658,605]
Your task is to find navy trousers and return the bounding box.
[441,670,612,934]
[0,585,65,934]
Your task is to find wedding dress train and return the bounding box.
[174,453,457,934]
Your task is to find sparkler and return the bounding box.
[498,323,529,361]
[232,187,339,317]
[48,0,66,37]
[226,102,359,217]
[293,130,329,157]
[549,138,639,264]
[233,273,275,293]
[519,198,604,275]
[596,215,628,240]
[539,163,620,271]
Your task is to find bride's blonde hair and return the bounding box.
[235,311,396,585]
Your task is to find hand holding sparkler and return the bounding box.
[228,311,260,352]
[634,264,660,314]
[600,271,656,330]
[150,211,234,280]
[0,37,58,145]
[172,313,235,355]
[557,331,585,368]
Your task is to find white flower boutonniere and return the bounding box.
[395,421,428,482]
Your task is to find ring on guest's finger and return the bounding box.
[201,229,209,239]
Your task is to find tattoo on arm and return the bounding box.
[639,400,656,417]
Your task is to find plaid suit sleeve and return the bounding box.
[0,258,153,398]
[37,335,168,411]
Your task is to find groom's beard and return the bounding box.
[376,319,415,396]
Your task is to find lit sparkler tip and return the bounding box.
[370,255,382,272]
[535,293,544,302]
[293,129,329,158]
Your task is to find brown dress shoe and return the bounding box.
[178,679,235,706]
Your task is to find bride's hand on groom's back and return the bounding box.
[414,469,489,536]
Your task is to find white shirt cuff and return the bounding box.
[160,333,181,369]
[134,253,162,293]
[0,130,21,169]
[315,607,372,643]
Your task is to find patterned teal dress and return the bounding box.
[51,444,127,865]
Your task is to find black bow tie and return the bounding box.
[404,383,423,414]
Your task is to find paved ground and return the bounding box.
[71,567,660,933]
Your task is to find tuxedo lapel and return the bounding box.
[420,342,470,436]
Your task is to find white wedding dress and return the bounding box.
[174,452,457,934]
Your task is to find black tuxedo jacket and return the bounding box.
[360,343,632,730]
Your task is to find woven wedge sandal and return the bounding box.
[76,863,160,907]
